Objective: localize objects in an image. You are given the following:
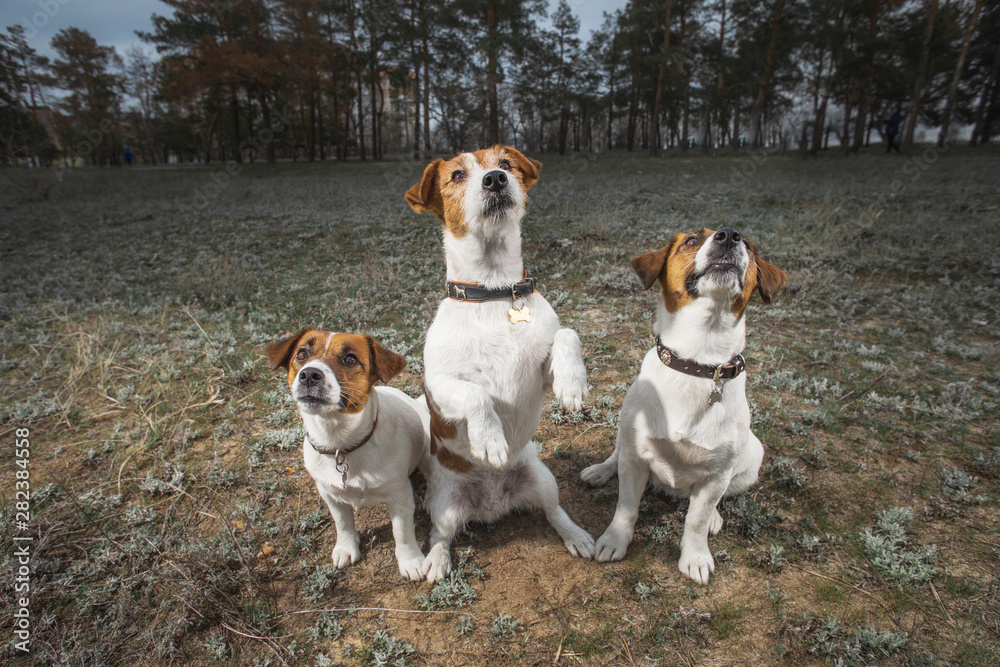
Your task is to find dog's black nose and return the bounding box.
[482,170,507,192]
[714,227,741,248]
[298,367,324,388]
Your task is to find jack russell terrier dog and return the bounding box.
[581,227,786,584]
[267,330,430,581]
[405,145,595,582]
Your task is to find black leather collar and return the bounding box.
[655,337,746,380]
[446,277,537,302]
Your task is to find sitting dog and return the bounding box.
[581,227,787,584]
[267,330,429,581]
[404,145,595,582]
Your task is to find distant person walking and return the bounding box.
[885,104,903,153]
[124,149,134,166]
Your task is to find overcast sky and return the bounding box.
[2,0,628,62]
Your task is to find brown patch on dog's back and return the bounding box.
[436,446,474,473]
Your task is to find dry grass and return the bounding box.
[1,146,999,666]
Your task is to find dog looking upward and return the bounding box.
[267,330,430,580]
[405,146,595,582]
[581,227,786,584]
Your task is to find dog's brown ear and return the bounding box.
[267,329,310,370]
[504,146,541,190]
[754,254,788,304]
[405,159,444,218]
[367,337,407,383]
[631,245,671,291]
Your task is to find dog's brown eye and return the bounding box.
[343,353,359,366]
[499,159,511,171]
[685,236,699,246]
[451,170,466,183]
[295,348,309,361]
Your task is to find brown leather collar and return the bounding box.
[655,337,746,380]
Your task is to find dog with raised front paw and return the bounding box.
[267,329,430,581]
[404,145,594,582]
[581,227,787,584]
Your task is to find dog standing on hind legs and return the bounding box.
[581,227,787,584]
[405,145,595,582]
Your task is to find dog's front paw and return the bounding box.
[331,541,362,569]
[553,376,586,413]
[562,525,596,560]
[468,419,508,468]
[678,546,715,585]
[421,549,452,583]
[396,547,425,581]
[594,528,631,563]
[580,460,616,487]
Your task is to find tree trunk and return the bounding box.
[423,25,431,152]
[370,71,380,159]
[486,0,500,144]
[230,84,242,162]
[626,60,638,151]
[732,94,740,150]
[412,2,421,160]
[973,43,1000,145]
[841,94,853,153]
[851,1,878,153]
[308,93,317,162]
[259,91,276,163]
[332,68,343,161]
[348,0,366,160]
[750,0,786,147]
[650,0,672,156]
[938,0,984,147]
[715,0,727,150]
[904,0,938,150]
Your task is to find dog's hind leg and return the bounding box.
[725,431,764,497]
[580,444,619,487]
[421,495,465,583]
[521,455,595,559]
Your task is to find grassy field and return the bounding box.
[1,145,999,666]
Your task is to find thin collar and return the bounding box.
[305,408,379,457]
[655,337,746,381]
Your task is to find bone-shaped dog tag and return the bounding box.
[508,305,531,324]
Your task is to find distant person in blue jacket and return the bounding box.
[885,104,903,153]
[124,148,134,166]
